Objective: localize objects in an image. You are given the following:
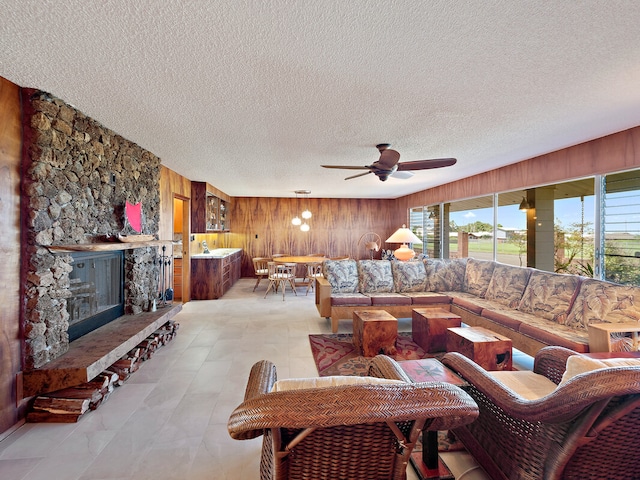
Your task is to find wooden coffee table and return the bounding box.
[400,358,466,480]
[352,310,397,357]
[446,326,513,371]
[588,322,640,352]
[412,307,462,353]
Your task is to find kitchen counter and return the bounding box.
[191,248,242,299]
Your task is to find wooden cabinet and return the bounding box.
[191,181,230,233]
[190,249,242,299]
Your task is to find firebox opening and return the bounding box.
[67,251,125,342]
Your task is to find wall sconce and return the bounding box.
[519,197,533,211]
[291,190,312,231]
[386,225,422,261]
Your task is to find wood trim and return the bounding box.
[0,76,24,433]
[397,126,640,209]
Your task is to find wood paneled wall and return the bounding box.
[0,77,25,437]
[230,197,399,276]
[159,166,191,243]
[397,126,640,210]
[159,166,193,301]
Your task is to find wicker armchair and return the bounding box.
[228,355,479,480]
[442,347,640,480]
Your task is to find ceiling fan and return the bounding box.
[321,144,456,182]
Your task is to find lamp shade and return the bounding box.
[386,225,422,244]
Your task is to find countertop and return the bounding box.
[191,248,242,259]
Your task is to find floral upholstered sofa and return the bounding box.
[315,258,640,356]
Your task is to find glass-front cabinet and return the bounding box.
[191,181,230,233]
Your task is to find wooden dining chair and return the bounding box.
[252,257,271,292]
[305,262,323,295]
[264,262,297,300]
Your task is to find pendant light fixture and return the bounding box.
[292,190,312,231]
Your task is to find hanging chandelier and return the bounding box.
[291,190,312,231]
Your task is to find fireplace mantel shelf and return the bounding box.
[45,240,172,253]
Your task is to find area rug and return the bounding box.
[308,332,464,453]
[309,332,435,376]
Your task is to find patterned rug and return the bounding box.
[309,332,432,376]
[308,332,464,452]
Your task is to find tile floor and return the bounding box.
[0,279,527,479]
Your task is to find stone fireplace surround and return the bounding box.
[21,89,163,371]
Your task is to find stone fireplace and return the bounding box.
[21,90,162,370]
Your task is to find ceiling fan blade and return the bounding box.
[345,171,372,180]
[321,165,370,170]
[396,158,457,171]
[377,149,401,169]
[391,170,414,179]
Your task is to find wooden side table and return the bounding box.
[588,322,640,352]
[352,310,397,357]
[446,326,512,371]
[400,358,466,480]
[412,307,462,353]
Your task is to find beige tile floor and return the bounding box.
[0,278,524,479]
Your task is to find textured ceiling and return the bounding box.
[2,0,640,199]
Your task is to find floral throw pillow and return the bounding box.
[323,259,359,293]
[392,260,428,292]
[358,260,395,293]
[464,258,496,297]
[425,258,467,292]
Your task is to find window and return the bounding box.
[603,170,640,284]
[497,191,528,266]
[446,196,494,259]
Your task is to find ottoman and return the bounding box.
[412,307,462,353]
[353,310,398,357]
[446,326,512,371]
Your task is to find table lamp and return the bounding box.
[386,225,421,261]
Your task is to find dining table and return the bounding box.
[273,256,327,288]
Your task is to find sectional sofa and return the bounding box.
[315,258,640,356]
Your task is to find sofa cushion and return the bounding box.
[488,371,557,400]
[450,292,485,315]
[323,259,359,293]
[330,293,372,306]
[518,318,589,353]
[358,260,395,293]
[464,258,496,297]
[565,278,640,331]
[391,260,428,292]
[367,293,412,305]
[517,270,581,323]
[272,375,403,392]
[425,258,467,292]
[558,355,640,386]
[404,292,453,305]
[481,308,523,331]
[484,263,531,308]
